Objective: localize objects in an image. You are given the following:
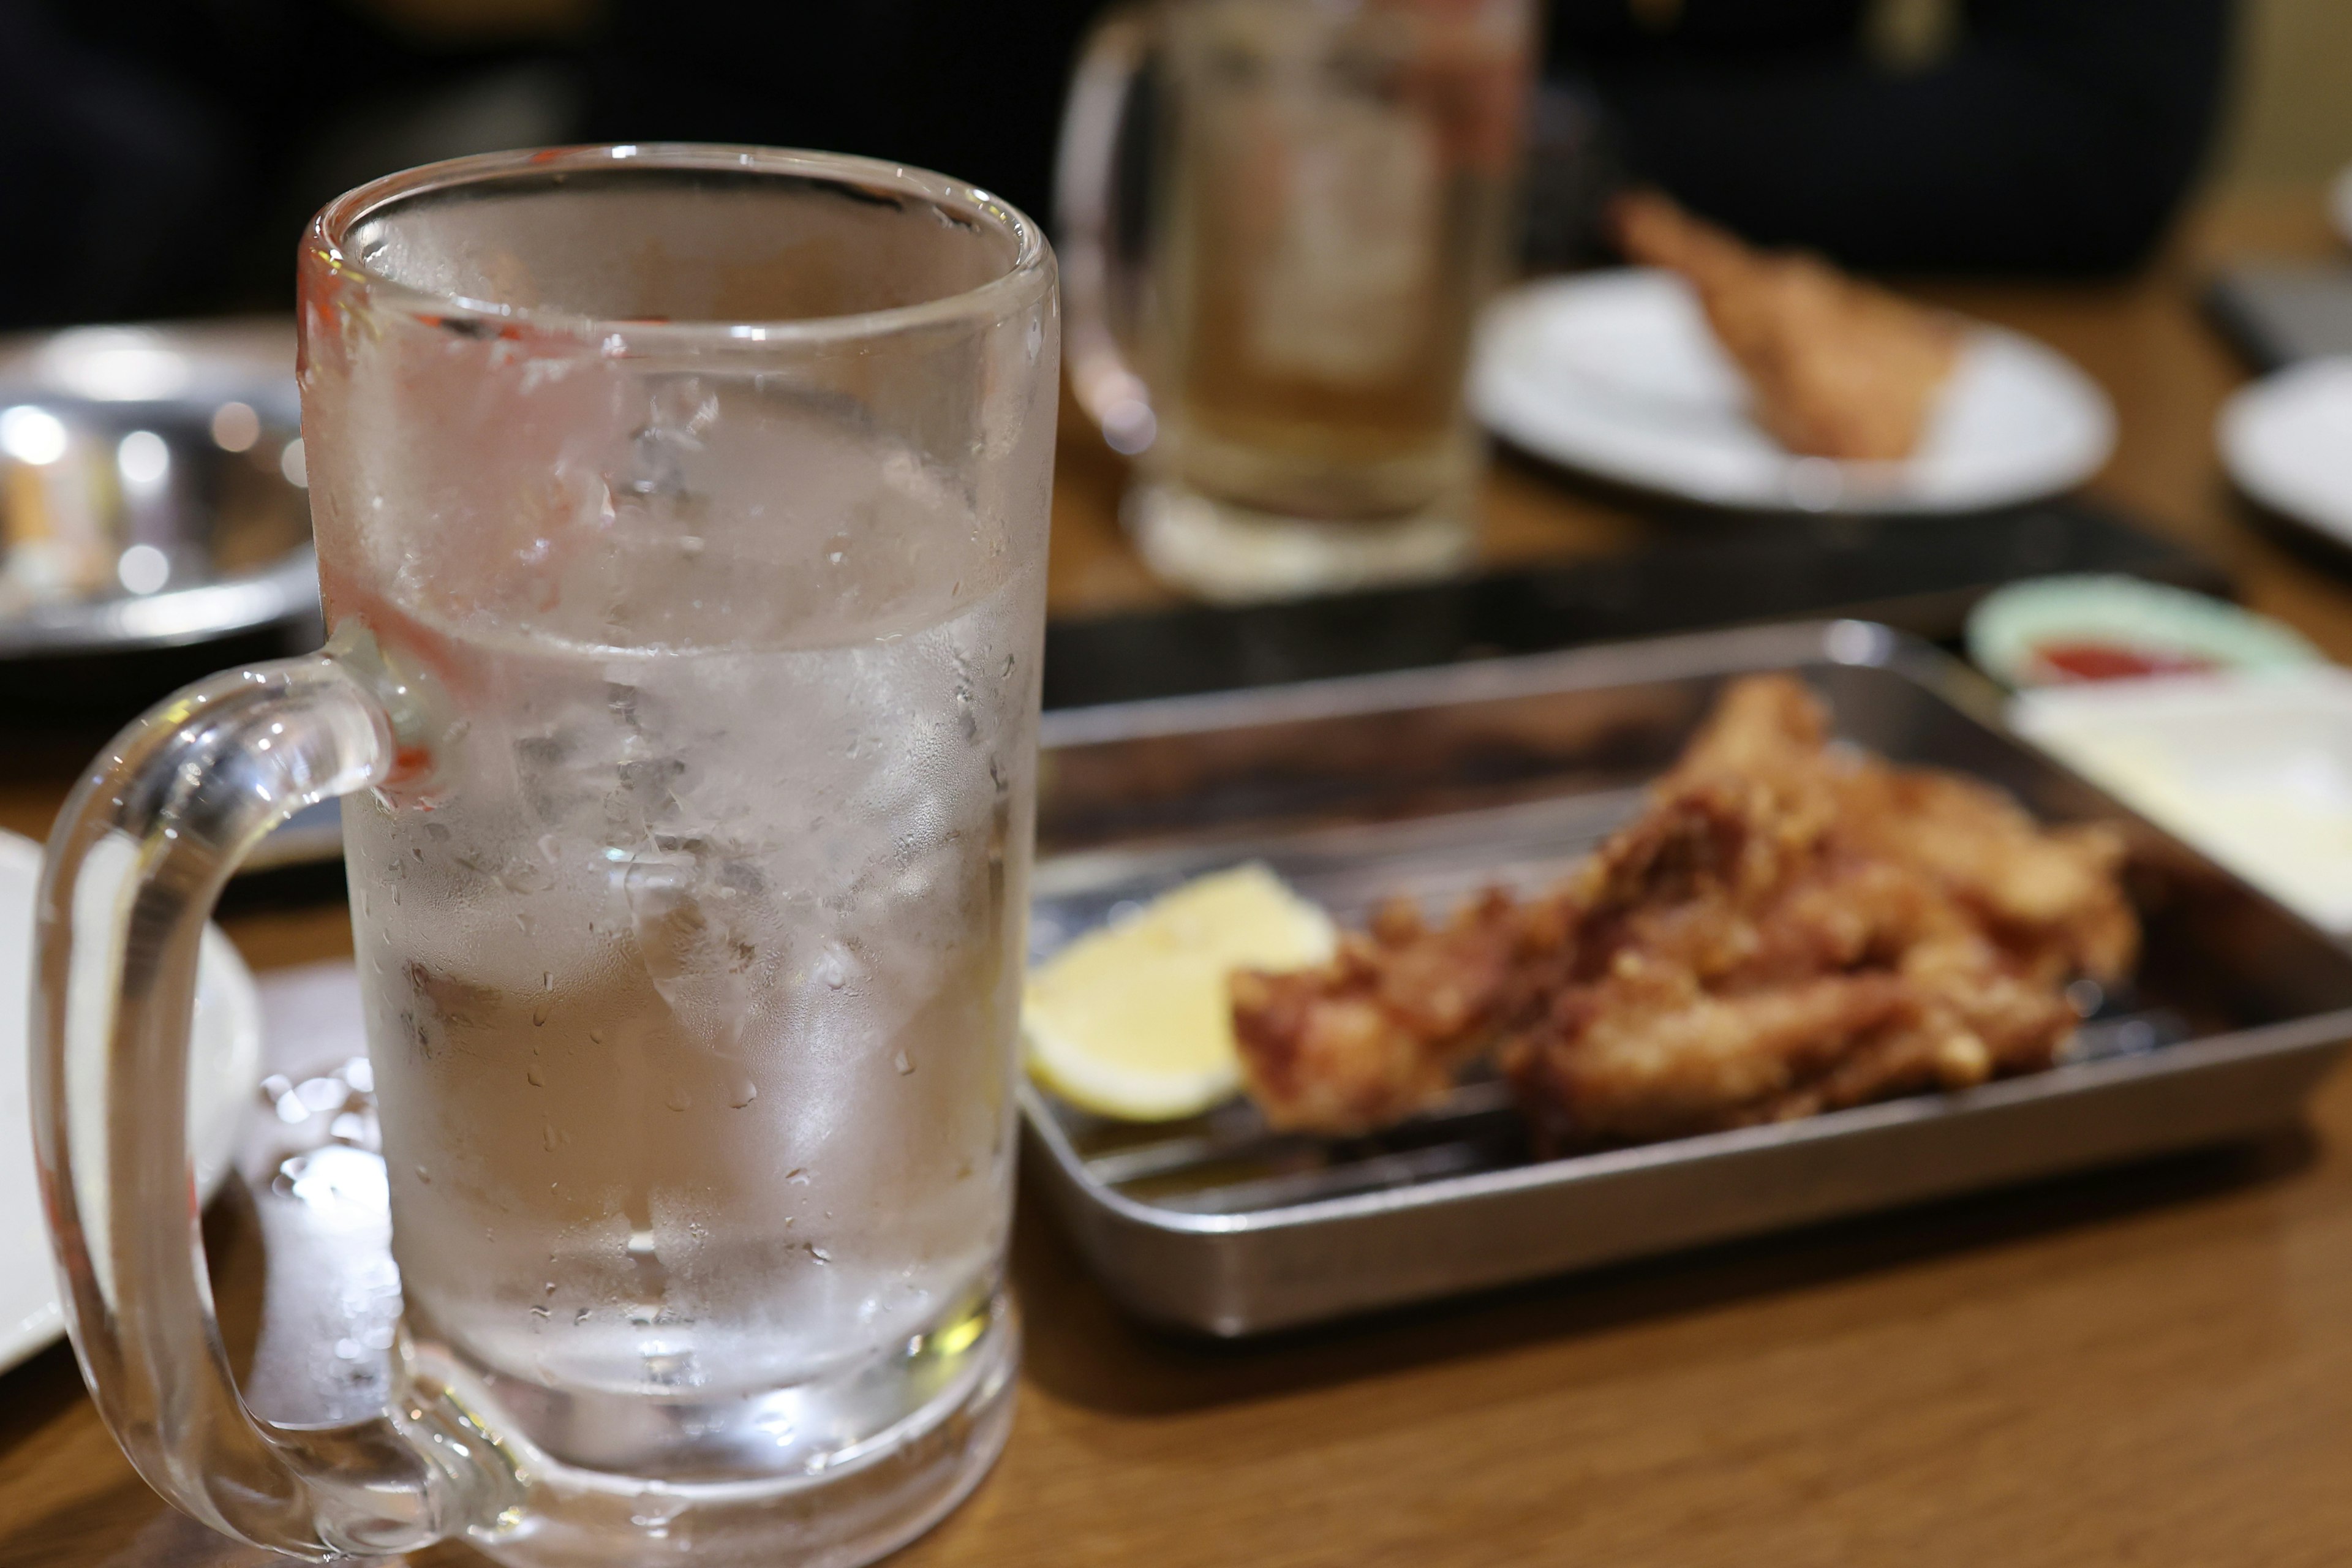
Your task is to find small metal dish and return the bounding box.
[0,321,317,657]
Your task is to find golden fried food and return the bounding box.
[1611,191,1961,462]
[1231,889,1571,1136]
[1229,676,2136,1148]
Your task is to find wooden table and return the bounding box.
[7,187,2352,1568]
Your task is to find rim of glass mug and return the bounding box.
[307,143,1055,350]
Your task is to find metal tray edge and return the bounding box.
[1021,1009,2352,1240]
[1036,620,1969,746]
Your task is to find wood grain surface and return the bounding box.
[6,187,2352,1568]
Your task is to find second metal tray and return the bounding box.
[1020,622,2352,1336]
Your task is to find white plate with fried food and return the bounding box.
[1472,204,2115,514]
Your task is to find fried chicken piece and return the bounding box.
[1231,674,2139,1148]
[1502,908,2062,1145]
[1502,676,2128,1145]
[1672,666,1835,778]
[1613,191,1961,462]
[1507,967,1919,1145]
[1835,765,2137,983]
[1231,889,1570,1135]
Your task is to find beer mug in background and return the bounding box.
[35,146,1056,1567]
[1059,0,1535,601]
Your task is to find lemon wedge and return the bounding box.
[1024,864,1336,1120]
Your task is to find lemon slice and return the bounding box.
[1025,864,1336,1121]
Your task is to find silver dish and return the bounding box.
[0,320,317,656]
[1020,621,2352,1335]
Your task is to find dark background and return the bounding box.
[0,0,2234,333]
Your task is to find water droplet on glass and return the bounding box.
[526,1064,546,1087]
[786,1167,809,1185]
[589,1029,605,1044]
[894,1050,914,1076]
[809,1246,833,1264]
[667,1084,693,1112]
[494,858,552,895]
[530,1305,550,1322]
[415,1165,431,1185]
[543,1123,559,1152]
[533,1001,552,1027]
[544,1281,557,1295]
[729,1080,758,1109]
[575,1307,593,1325]
[1001,654,1016,677]
[543,971,554,991]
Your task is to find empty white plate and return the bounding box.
[1472,268,2117,514]
[0,828,261,1375]
[2220,356,2352,543]
[2011,669,2352,934]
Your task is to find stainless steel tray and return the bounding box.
[1019,621,2352,1336]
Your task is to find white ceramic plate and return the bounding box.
[0,828,261,1376]
[1472,269,2117,514]
[2011,669,2352,934]
[2220,356,2352,543]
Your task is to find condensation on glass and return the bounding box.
[32,145,1057,1568]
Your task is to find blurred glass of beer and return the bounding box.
[1060,0,1536,600]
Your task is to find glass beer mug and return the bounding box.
[1058,0,1535,600]
[32,146,1056,1567]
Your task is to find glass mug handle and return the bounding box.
[1054,0,1160,456]
[30,625,508,1558]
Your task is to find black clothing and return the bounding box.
[0,0,2235,329]
[579,0,1103,232]
[1554,0,2234,273]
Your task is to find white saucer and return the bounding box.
[2221,356,2352,542]
[1472,269,2117,514]
[2012,669,2352,935]
[0,828,261,1375]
